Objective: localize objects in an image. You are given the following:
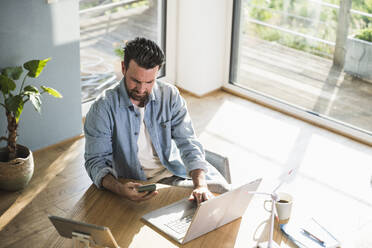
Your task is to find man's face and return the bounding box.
[122,60,159,106]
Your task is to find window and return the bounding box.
[79,0,166,103]
[230,0,372,140]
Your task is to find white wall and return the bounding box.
[173,0,233,96]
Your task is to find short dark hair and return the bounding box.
[123,37,165,70]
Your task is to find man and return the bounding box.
[84,37,229,205]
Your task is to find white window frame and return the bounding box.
[223,0,372,145]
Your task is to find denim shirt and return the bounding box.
[84,79,209,188]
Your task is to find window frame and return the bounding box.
[227,0,372,145]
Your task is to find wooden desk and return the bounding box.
[44,180,294,248]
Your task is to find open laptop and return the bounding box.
[142,178,262,244]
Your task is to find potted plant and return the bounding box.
[0,58,62,191]
[344,28,372,81]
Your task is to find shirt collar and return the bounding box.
[119,77,157,108]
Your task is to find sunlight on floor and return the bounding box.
[198,97,372,247]
[202,100,300,159]
[200,99,302,186]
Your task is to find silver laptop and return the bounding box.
[142,178,262,244]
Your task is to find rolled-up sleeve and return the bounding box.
[170,88,209,175]
[84,105,118,188]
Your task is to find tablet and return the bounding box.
[48,215,120,248]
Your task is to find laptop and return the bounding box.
[141,178,262,244]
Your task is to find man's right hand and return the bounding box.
[102,174,158,202]
[118,182,158,202]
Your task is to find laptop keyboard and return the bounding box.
[165,213,194,234]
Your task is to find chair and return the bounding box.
[205,150,232,184]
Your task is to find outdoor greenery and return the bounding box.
[104,0,148,15]
[79,0,149,14]
[351,0,372,28]
[0,58,62,161]
[114,46,124,59]
[80,0,101,10]
[244,0,372,58]
[354,28,372,42]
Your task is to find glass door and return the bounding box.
[230,0,372,139]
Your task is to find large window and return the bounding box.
[230,0,372,139]
[79,0,166,103]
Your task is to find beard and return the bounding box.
[129,90,149,106]
[124,78,149,107]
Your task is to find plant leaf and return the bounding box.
[15,102,24,122]
[23,58,51,78]
[0,75,16,94]
[23,85,40,95]
[5,95,24,122]
[29,94,42,113]
[1,66,23,80]
[41,86,62,98]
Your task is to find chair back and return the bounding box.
[205,150,232,184]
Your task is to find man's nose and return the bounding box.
[136,83,146,93]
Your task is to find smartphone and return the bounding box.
[137,184,156,193]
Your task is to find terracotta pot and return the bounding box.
[0,145,34,191]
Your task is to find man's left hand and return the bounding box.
[188,185,214,205]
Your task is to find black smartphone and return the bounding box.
[137,184,156,193]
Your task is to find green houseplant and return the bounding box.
[0,58,62,191]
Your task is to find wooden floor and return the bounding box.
[0,138,91,248]
[1,90,371,247]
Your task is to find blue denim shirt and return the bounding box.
[84,79,209,188]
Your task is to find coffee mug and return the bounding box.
[264,192,293,220]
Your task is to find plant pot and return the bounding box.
[0,145,34,191]
[344,37,372,82]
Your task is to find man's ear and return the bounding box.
[121,61,126,75]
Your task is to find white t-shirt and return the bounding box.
[135,105,173,182]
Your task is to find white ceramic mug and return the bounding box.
[264,192,293,220]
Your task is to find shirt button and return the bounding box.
[134,132,138,135]
[135,114,139,117]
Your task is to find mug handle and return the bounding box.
[263,199,272,212]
